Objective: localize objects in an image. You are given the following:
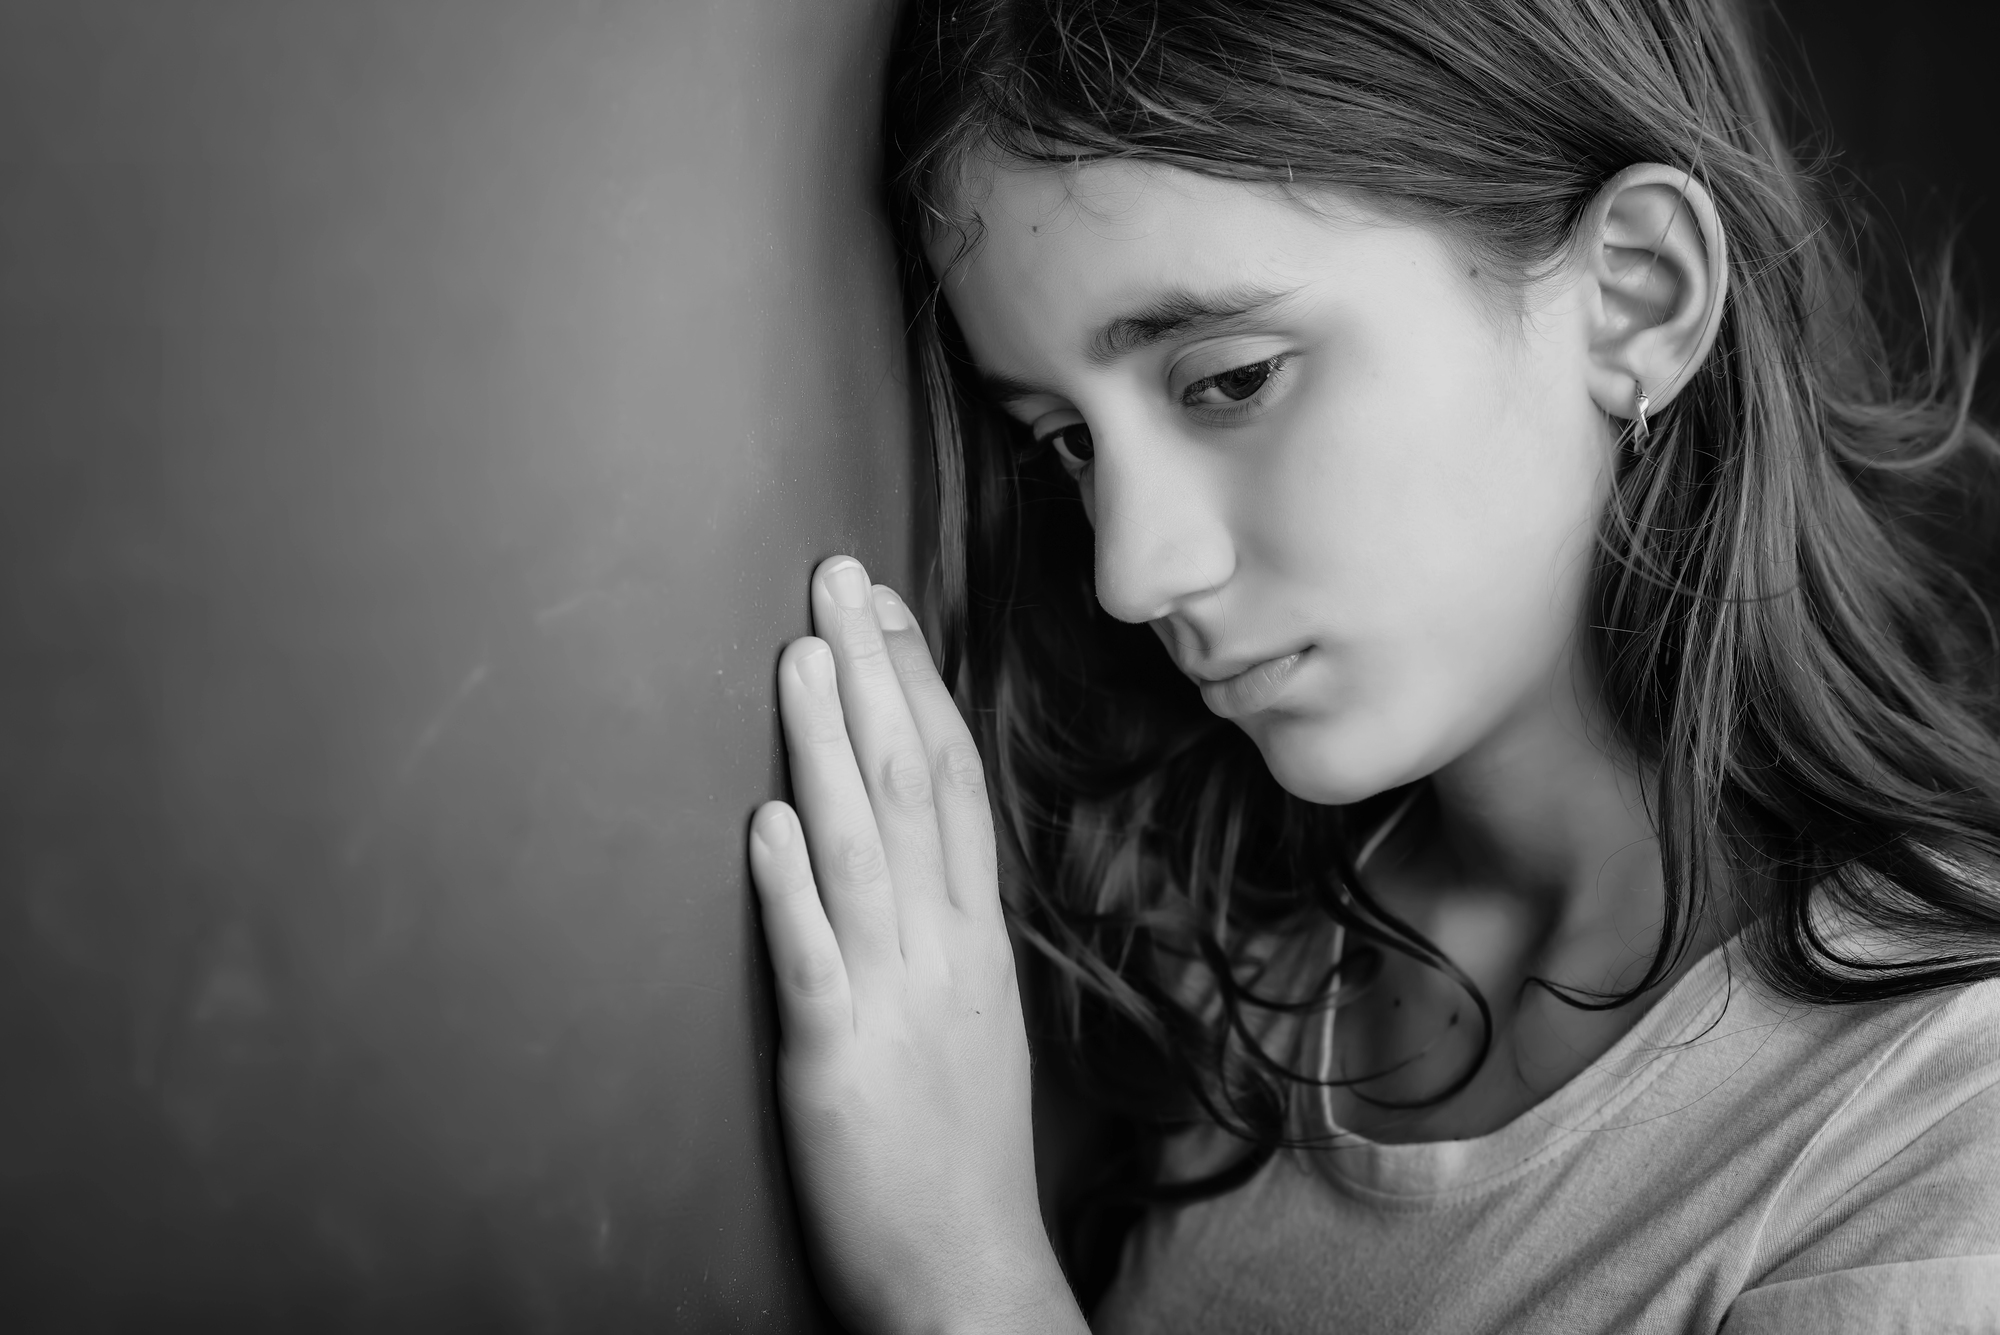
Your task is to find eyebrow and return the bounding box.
[977,283,1296,406]
[1087,284,1293,365]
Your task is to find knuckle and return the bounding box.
[775,858,819,900]
[932,740,988,800]
[876,749,933,812]
[837,608,890,666]
[886,635,939,681]
[797,693,847,748]
[830,831,888,886]
[785,948,846,1003]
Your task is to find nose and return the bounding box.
[1085,414,1235,626]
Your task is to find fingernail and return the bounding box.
[753,804,793,851]
[825,559,869,610]
[872,585,912,632]
[797,641,834,694]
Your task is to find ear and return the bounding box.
[1578,164,1729,425]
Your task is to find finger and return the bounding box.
[870,585,1001,922]
[747,800,852,1052]
[811,556,950,924]
[777,635,901,972]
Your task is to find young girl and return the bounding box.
[747,1,2000,1330]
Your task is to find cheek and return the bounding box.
[1232,335,1608,798]
[1257,319,1605,630]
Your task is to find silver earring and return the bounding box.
[1632,384,1652,448]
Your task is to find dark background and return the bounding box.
[0,2,1991,1332]
[1764,0,1999,413]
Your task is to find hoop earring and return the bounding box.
[1632,384,1652,449]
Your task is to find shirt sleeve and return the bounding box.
[1727,983,2000,1332]
[1747,984,2000,1281]
[1721,1255,2000,1334]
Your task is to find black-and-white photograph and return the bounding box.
[3,1,1997,1330]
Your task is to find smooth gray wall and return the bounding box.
[0,2,911,1329]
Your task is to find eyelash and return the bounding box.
[1024,353,1294,470]
[1180,354,1292,414]
[1048,427,1094,471]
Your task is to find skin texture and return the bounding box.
[750,572,1082,1335]
[750,158,1729,1326]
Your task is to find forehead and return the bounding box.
[927,156,1379,282]
[927,158,1460,377]
[927,157,1535,377]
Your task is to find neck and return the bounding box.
[1327,656,1722,1141]
[1429,671,1654,903]
[1410,651,1687,996]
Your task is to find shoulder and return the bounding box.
[1801,971,2000,1105]
[1723,1256,2000,1334]
[1828,976,2000,1183]
[1745,977,2000,1288]
[1693,918,2000,1119]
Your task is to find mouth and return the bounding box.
[1193,648,1310,720]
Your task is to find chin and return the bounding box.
[1240,711,1426,808]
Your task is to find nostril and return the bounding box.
[1094,524,1236,625]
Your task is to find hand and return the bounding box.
[748,556,1087,1335]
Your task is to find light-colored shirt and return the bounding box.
[1094,940,2000,1333]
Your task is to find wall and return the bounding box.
[0,2,911,1329]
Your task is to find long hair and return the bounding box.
[880,0,2000,1273]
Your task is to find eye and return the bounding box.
[1041,422,1095,472]
[1181,356,1287,407]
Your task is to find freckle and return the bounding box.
[1031,224,1041,233]
[1469,265,1480,279]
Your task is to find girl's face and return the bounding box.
[935,160,1616,805]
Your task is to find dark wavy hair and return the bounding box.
[881,0,2000,1283]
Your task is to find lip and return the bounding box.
[1195,649,1309,719]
